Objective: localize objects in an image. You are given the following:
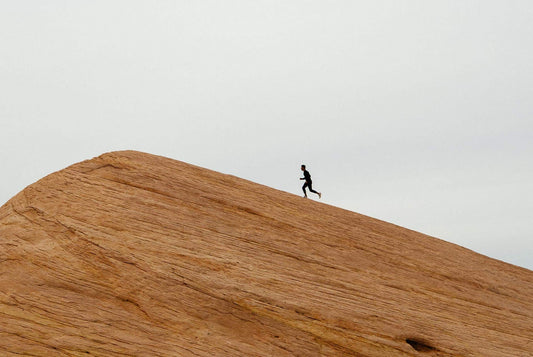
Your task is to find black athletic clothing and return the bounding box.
[303,170,311,183]
[302,170,319,195]
[303,181,319,195]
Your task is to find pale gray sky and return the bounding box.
[1,1,532,269]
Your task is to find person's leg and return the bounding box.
[308,182,318,194]
[308,182,321,198]
[302,182,308,197]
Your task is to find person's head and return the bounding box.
[301,164,306,171]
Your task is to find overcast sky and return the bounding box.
[1,1,532,270]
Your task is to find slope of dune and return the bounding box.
[0,151,532,356]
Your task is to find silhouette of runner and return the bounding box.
[300,165,321,199]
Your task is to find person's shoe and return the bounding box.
[303,195,308,198]
[318,192,322,199]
